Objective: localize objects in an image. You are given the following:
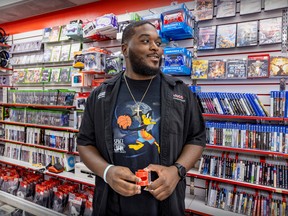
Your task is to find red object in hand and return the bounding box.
[135,169,150,186]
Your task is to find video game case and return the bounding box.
[226,59,247,79]
[49,26,61,42]
[59,25,70,41]
[247,54,270,78]
[237,21,258,47]
[192,60,208,79]
[208,60,226,79]
[194,0,214,21]
[216,24,236,49]
[216,0,236,19]
[42,27,52,42]
[208,186,217,207]
[240,0,261,15]
[259,17,282,45]
[270,56,288,77]
[197,26,216,50]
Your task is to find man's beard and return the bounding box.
[129,49,162,76]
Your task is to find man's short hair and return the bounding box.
[121,20,156,44]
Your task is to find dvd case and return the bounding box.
[259,17,282,45]
[41,68,51,83]
[59,44,71,62]
[192,60,208,79]
[270,56,288,77]
[195,0,214,21]
[208,60,226,79]
[42,27,52,42]
[216,0,236,19]
[240,0,261,15]
[25,68,35,83]
[237,21,258,47]
[216,24,236,49]
[226,59,247,78]
[59,67,71,83]
[198,26,216,50]
[50,46,62,62]
[49,26,61,42]
[247,54,270,78]
[59,25,70,41]
[50,68,61,82]
[69,43,82,61]
[264,0,288,11]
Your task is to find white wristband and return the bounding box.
[103,164,114,183]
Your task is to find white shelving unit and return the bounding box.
[187,195,244,216]
[0,156,94,186]
[0,191,65,216]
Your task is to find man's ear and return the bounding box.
[122,43,128,57]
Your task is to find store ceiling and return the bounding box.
[0,0,100,24]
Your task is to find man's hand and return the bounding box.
[145,164,180,201]
[106,165,142,197]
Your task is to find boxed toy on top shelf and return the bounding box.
[161,3,194,40]
[82,14,118,42]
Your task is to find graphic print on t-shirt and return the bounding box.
[114,101,160,156]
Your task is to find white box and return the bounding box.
[71,73,94,87]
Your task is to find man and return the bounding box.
[77,20,206,216]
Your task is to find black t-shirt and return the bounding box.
[110,73,161,216]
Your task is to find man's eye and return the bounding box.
[156,42,162,47]
[142,40,149,43]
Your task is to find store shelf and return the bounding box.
[12,60,74,68]
[205,144,288,157]
[0,156,94,186]
[0,190,65,216]
[0,138,79,155]
[186,195,243,216]
[202,114,283,121]
[0,103,75,109]
[187,169,288,195]
[10,49,43,55]
[0,67,13,71]
[0,155,41,170]
[0,43,11,48]
[80,70,105,74]
[46,171,95,187]
[0,120,79,133]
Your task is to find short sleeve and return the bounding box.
[185,90,206,147]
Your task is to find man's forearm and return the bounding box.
[78,145,109,178]
[175,144,204,171]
